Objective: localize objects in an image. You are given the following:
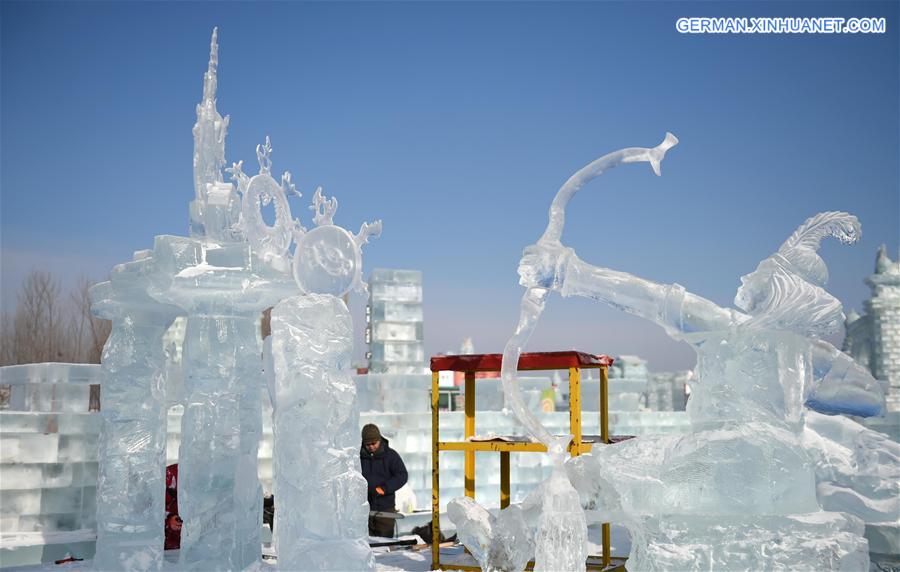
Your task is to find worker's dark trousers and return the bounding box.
[369,510,395,538]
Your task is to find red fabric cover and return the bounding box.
[164,463,181,550]
[431,351,613,372]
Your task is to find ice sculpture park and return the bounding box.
[1,28,898,572]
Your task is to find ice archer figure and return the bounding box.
[517,211,885,570]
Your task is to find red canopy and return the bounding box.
[430,351,613,373]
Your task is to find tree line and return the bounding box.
[1,271,111,366]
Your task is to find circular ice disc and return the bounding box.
[292,225,360,296]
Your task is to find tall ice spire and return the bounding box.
[203,27,219,104]
[190,27,239,240]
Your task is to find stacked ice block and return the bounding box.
[644,370,690,411]
[366,269,425,374]
[0,363,101,567]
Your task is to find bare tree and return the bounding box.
[0,271,111,366]
[72,276,111,363]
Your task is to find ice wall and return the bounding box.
[0,364,101,567]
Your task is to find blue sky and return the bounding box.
[2,1,897,371]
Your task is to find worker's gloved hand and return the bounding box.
[375,486,385,496]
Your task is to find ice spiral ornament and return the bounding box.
[228,137,298,267]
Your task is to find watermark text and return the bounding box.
[675,17,886,34]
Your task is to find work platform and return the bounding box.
[430,351,627,571]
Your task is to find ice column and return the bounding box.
[533,443,587,572]
[269,189,381,570]
[270,295,374,569]
[149,236,294,570]
[178,311,262,568]
[90,253,181,571]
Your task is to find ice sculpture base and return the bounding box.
[627,511,869,571]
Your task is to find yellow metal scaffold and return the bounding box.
[429,351,627,571]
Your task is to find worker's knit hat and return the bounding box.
[361,424,381,443]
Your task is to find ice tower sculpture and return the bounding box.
[267,188,381,570]
[518,192,886,568]
[189,28,240,242]
[91,29,297,570]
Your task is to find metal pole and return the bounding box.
[500,451,510,509]
[431,371,441,569]
[600,364,610,567]
[568,367,582,456]
[464,371,476,499]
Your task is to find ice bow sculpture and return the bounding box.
[449,133,679,571]
[518,206,885,569]
[235,148,381,569]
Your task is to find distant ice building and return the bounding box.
[844,245,900,413]
[645,370,690,412]
[366,268,426,374]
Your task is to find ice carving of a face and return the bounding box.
[292,225,360,296]
[291,187,382,297]
[734,258,778,314]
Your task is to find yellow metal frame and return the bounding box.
[431,362,614,570]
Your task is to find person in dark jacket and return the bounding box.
[360,424,408,537]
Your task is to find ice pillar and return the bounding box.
[270,294,374,570]
[177,311,264,570]
[90,256,181,571]
[147,235,295,570]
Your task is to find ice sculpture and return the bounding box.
[228,136,297,269]
[189,28,240,243]
[152,32,298,571]
[89,256,181,571]
[502,132,680,449]
[263,181,381,567]
[518,199,885,568]
[803,410,900,524]
[449,134,679,570]
[91,29,297,570]
[531,441,587,572]
[448,482,539,572]
[449,135,679,570]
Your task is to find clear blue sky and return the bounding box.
[2,1,897,371]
